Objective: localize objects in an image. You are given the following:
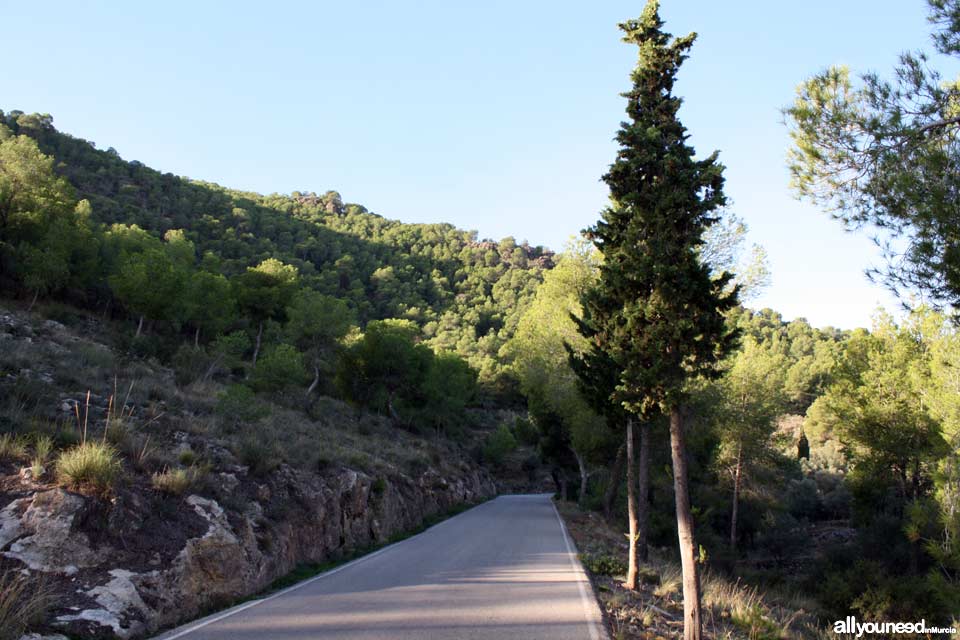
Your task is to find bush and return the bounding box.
[482,423,517,467]
[236,435,281,477]
[151,467,203,495]
[172,344,209,386]
[251,344,308,392]
[55,441,122,490]
[216,384,269,428]
[0,433,28,461]
[512,417,539,446]
[785,477,820,520]
[580,552,627,576]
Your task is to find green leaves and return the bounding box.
[785,4,960,308]
[576,2,738,418]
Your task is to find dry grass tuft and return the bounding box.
[55,441,122,490]
[0,571,50,640]
[652,565,682,598]
[0,433,28,462]
[151,467,204,495]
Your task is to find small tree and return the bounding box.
[234,258,298,365]
[285,289,354,398]
[251,343,309,393]
[336,319,432,422]
[506,240,614,506]
[713,337,787,551]
[108,246,185,336]
[184,271,236,345]
[422,351,477,438]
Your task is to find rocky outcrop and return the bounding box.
[1,464,495,639]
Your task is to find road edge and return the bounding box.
[151,496,497,639]
[550,498,610,640]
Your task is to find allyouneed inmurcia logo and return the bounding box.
[833,616,958,637]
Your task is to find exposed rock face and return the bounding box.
[1,465,495,639]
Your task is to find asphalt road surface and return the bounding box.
[154,494,606,640]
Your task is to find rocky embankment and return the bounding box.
[1,459,495,639]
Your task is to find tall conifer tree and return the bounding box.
[576,4,739,638]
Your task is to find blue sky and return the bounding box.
[0,1,949,328]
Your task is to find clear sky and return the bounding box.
[1,1,949,329]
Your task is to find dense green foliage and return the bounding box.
[569,5,740,636]
[0,110,551,388]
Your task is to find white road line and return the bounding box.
[551,500,607,640]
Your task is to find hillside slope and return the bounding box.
[1,110,552,384]
[0,302,497,639]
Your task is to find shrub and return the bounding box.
[151,467,202,495]
[482,423,517,467]
[580,552,627,577]
[216,384,269,428]
[0,433,28,461]
[172,344,209,387]
[236,436,281,477]
[251,344,308,392]
[512,417,539,447]
[55,441,122,490]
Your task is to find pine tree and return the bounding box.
[576,3,739,638]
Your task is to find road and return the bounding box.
[154,494,606,640]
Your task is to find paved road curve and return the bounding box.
[154,494,606,640]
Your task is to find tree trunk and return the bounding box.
[573,448,589,508]
[670,406,702,640]
[202,353,223,383]
[604,442,626,522]
[386,392,401,423]
[306,363,320,397]
[29,289,39,311]
[625,418,639,590]
[637,421,650,563]
[251,321,263,366]
[730,441,743,551]
[135,315,144,338]
[194,327,201,347]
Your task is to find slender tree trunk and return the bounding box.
[306,363,320,397]
[194,327,201,347]
[670,406,702,640]
[202,353,223,382]
[29,290,39,311]
[251,321,263,366]
[386,392,401,423]
[604,442,626,521]
[730,441,743,551]
[135,315,144,338]
[573,448,589,508]
[637,420,650,563]
[625,418,639,590]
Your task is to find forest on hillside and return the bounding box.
[1,0,960,637]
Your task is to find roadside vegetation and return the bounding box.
[1,0,959,636]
